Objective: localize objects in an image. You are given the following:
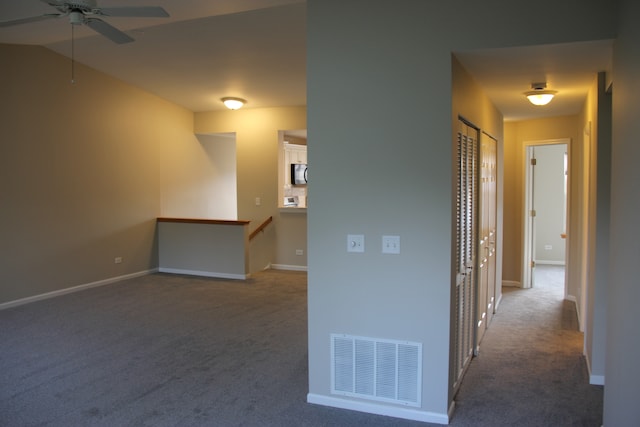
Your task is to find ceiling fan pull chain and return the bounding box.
[71,23,76,84]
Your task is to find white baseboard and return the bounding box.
[590,374,605,386]
[565,296,584,331]
[158,267,247,280]
[502,280,521,287]
[0,269,157,310]
[307,393,449,425]
[585,356,605,385]
[535,260,566,266]
[563,295,584,331]
[271,264,308,272]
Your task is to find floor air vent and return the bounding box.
[331,334,422,407]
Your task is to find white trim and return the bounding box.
[523,144,536,288]
[565,295,584,332]
[502,280,521,287]
[0,269,156,310]
[448,400,456,421]
[522,139,571,291]
[534,260,566,266]
[158,267,247,280]
[271,263,308,272]
[494,293,503,310]
[307,393,449,425]
[278,207,307,214]
[585,354,605,385]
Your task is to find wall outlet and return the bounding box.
[114,257,123,264]
[255,197,261,206]
[296,249,304,256]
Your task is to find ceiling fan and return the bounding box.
[0,0,170,44]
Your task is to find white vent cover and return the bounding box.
[331,334,422,407]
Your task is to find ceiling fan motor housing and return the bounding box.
[47,0,98,14]
[69,11,84,25]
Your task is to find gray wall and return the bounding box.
[307,0,617,422]
[585,72,611,387]
[605,0,640,424]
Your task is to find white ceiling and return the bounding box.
[0,0,306,112]
[1,1,613,118]
[455,40,613,122]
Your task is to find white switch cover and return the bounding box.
[382,235,400,254]
[347,234,365,253]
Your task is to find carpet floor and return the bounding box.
[0,266,602,426]
[451,265,602,426]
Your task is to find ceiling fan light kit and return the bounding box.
[525,82,557,106]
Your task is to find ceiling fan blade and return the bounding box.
[0,14,61,28]
[85,18,134,44]
[97,7,169,18]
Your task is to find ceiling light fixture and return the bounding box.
[525,82,557,106]
[221,97,246,110]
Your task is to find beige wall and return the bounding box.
[275,211,308,268]
[0,44,195,304]
[0,44,307,305]
[163,133,238,220]
[451,55,505,346]
[502,115,582,291]
[194,107,307,272]
[583,72,610,385]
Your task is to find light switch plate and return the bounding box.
[347,234,365,253]
[382,235,400,254]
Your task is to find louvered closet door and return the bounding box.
[453,119,478,390]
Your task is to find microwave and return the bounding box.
[291,163,308,185]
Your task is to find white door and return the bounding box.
[477,132,497,349]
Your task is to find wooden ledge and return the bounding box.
[157,217,250,226]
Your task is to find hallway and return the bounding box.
[450,265,603,426]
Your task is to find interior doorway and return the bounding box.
[523,140,569,296]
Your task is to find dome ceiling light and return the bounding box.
[525,82,557,106]
[221,97,246,110]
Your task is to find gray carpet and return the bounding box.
[451,265,602,426]
[0,267,602,426]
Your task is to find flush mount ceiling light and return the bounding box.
[221,97,246,110]
[525,82,557,106]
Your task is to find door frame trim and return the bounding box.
[522,138,570,291]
